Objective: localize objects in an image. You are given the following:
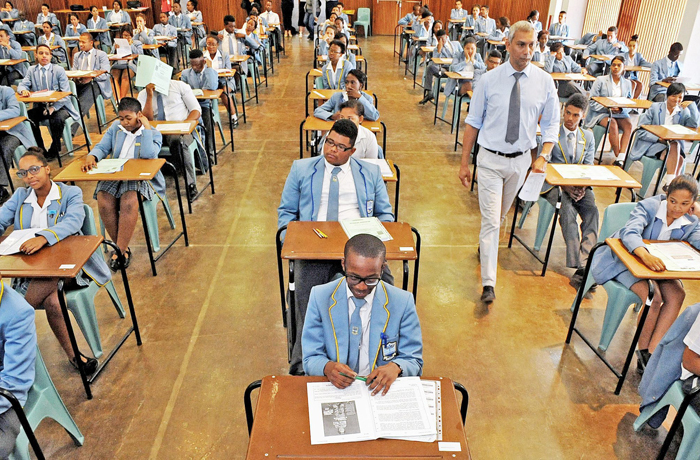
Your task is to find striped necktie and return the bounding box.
[347,297,364,373]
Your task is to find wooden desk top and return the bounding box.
[282,221,416,261]
[16,91,71,103]
[62,36,80,40]
[65,69,106,79]
[195,89,224,100]
[420,46,436,53]
[607,238,700,280]
[545,164,641,188]
[348,44,359,51]
[403,29,415,35]
[309,68,322,77]
[230,54,250,63]
[590,54,615,61]
[142,43,164,50]
[22,45,58,51]
[0,235,102,279]
[592,97,652,110]
[54,158,165,182]
[191,21,204,26]
[626,65,650,72]
[308,89,375,100]
[550,72,596,82]
[657,81,700,91]
[151,120,198,135]
[246,375,471,459]
[475,32,488,37]
[55,8,91,13]
[383,159,398,183]
[532,60,544,68]
[640,124,700,141]
[108,23,130,28]
[568,44,588,50]
[431,57,452,65]
[1,17,17,22]
[0,58,27,66]
[154,35,177,41]
[302,116,382,133]
[549,35,574,41]
[215,69,237,78]
[449,18,466,23]
[86,28,110,33]
[487,39,505,46]
[0,116,26,131]
[109,54,137,61]
[445,71,471,80]
[13,30,32,34]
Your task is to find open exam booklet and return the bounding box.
[307,377,438,445]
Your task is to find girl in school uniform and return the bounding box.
[65,13,87,62]
[584,56,633,166]
[317,25,337,57]
[243,17,264,65]
[0,1,17,20]
[204,34,239,124]
[107,1,131,25]
[36,4,60,35]
[591,175,700,369]
[110,25,143,100]
[38,21,66,64]
[532,30,549,64]
[426,20,443,47]
[314,69,379,121]
[487,16,509,42]
[441,36,485,99]
[133,13,158,59]
[622,36,651,99]
[154,12,177,68]
[186,0,205,44]
[527,10,542,32]
[461,4,480,39]
[334,33,356,68]
[0,148,111,376]
[320,39,354,89]
[629,83,700,188]
[333,17,350,42]
[88,6,112,51]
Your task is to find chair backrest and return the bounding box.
[81,204,98,236]
[357,8,370,21]
[68,80,80,111]
[599,202,636,242]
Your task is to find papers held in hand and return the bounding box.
[646,242,700,271]
[341,217,393,242]
[114,38,132,57]
[307,377,436,445]
[518,172,546,202]
[134,55,173,96]
[87,158,128,175]
[0,229,38,255]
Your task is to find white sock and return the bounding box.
[663,174,676,188]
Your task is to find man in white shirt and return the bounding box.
[260,1,283,51]
[73,32,111,114]
[138,81,203,200]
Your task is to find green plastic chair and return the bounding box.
[571,202,642,351]
[10,347,84,460]
[210,99,227,145]
[11,102,34,170]
[39,81,92,161]
[354,8,371,38]
[634,380,700,459]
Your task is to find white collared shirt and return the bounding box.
[204,50,222,69]
[25,181,60,229]
[665,105,680,126]
[117,125,144,159]
[261,11,280,28]
[351,125,379,160]
[346,284,376,376]
[317,158,361,221]
[655,200,691,241]
[137,80,202,122]
[221,29,239,56]
[78,48,93,70]
[611,79,622,97]
[667,56,679,76]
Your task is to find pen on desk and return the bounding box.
[340,372,367,382]
[313,228,325,239]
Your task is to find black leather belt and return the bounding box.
[484,148,524,158]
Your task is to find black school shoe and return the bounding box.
[70,352,98,376]
[636,349,652,375]
[480,286,495,303]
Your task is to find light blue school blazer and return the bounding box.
[591,195,700,286]
[90,120,166,197]
[0,182,111,286]
[277,156,394,230]
[168,13,192,43]
[64,23,87,47]
[649,57,683,101]
[313,91,379,121]
[629,101,700,162]
[302,278,423,377]
[541,124,595,194]
[0,39,26,76]
[544,54,582,73]
[0,86,35,148]
[622,52,651,80]
[72,48,113,100]
[87,16,111,46]
[584,74,633,129]
[444,52,484,96]
[17,64,79,121]
[320,59,355,90]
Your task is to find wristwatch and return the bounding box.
[539,152,551,162]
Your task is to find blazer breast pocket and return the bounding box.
[381,335,399,361]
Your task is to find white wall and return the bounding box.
[679,0,700,78]
[556,0,587,39]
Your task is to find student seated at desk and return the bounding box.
[412,11,433,42]
[544,42,587,98]
[526,10,542,32]
[338,100,379,159]
[475,5,495,35]
[532,30,549,65]
[622,35,651,99]
[425,19,443,47]
[548,11,569,42]
[155,12,178,68]
[87,6,111,50]
[65,13,87,62]
[540,95,598,288]
[0,86,34,202]
[333,16,349,42]
[0,271,35,459]
[438,36,484,102]
[0,1,17,20]
[182,49,218,154]
[0,147,112,376]
[591,175,700,370]
[334,33,356,67]
[649,42,684,102]
[38,21,66,64]
[13,12,35,47]
[242,17,263,65]
[398,4,421,31]
[134,13,158,59]
[169,2,192,47]
[186,0,205,44]
[629,83,700,189]
[203,35,239,125]
[317,25,336,56]
[320,39,354,90]
[472,49,500,89]
[586,26,628,76]
[110,25,143,100]
[460,4,480,40]
[336,2,349,24]
[314,69,378,121]
[81,98,164,270]
[73,32,112,115]
[107,0,130,25]
[487,16,508,41]
[302,234,422,391]
[419,30,459,102]
[584,56,633,166]
[449,0,468,38]
[17,45,79,160]
[0,28,25,84]
[260,0,283,51]
[138,80,204,200]
[36,4,59,35]
[278,119,394,375]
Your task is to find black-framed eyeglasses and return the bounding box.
[325,138,352,152]
[16,165,44,178]
[346,274,380,286]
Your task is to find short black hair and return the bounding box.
[344,234,386,261]
[224,15,235,25]
[464,36,477,45]
[565,93,588,112]
[667,82,686,97]
[120,24,134,37]
[537,30,548,40]
[560,10,567,14]
[189,48,203,59]
[611,55,625,66]
[324,24,338,34]
[329,39,345,54]
[421,11,432,18]
[41,3,49,8]
[188,0,198,7]
[487,49,502,60]
[346,68,366,88]
[339,99,365,118]
[329,119,358,147]
[608,26,617,33]
[334,32,347,42]
[670,42,684,53]
[35,43,52,54]
[667,174,698,198]
[435,29,447,38]
[0,29,8,37]
[497,16,509,28]
[22,147,49,166]
[113,0,122,7]
[90,5,98,10]
[206,32,220,43]
[550,42,563,52]
[527,10,538,20]
[118,97,142,114]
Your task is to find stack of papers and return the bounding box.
[65,70,92,77]
[191,88,204,97]
[340,217,393,242]
[646,242,700,271]
[0,229,39,255]
[0,59,10,64]
[360,159,393,178]
[28,90,53,98]
[551,164,620,181]
[456,70,474,79]
[607,97,635,105]
[307,377,437,445]
[156,123,192,133]
[134,55,173,96]
[661,125,698,136]
[87,158,128,175]
[154,35,174,40]
[216,68,231,75]
[114,38,132,57]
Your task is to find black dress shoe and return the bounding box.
[480,286,495,303]
[0,186,10,205]
[187,183,198,201]
[70,352,98,376]
[612,160,624,168]
[636,349,651,375]
[419,93,434,104]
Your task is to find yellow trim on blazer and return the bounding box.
[328,278,344,363]
[370,281,390,372]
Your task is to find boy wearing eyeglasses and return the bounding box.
[278,119,394,375]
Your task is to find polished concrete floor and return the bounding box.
[27,36,695,459]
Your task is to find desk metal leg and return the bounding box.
[57,280,92,399]
[288,260,295,363]
[225,82,235,152]
[394,164,400,221]
[597,109,613,164]
[299,120,305,159]
[0,152,13,193]
[651,140,671,197]
[88,81,102,134]
[433,75,442,125]
[276,226,287,328]
[411,226,421,300]
[69,94,91,157]
[616,128,642,202]
[137,194,157,276]
[380,121,387,156]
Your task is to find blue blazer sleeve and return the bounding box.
[391,291,423,376]
[277,161,301,229]
[649,60,664,87]
[36,185,84,245]
[636,106,661,143]
[138,128,163,159]
[0,91,20,121]
[681,103,700,129]
[0,189,22,234]
[619,200,654,254]
[543,54,555,73]
[0,288,36,412]
[301,286,329,376]
[90,121,118,161]
[360,92,379,121]
[370,165,394,222]
[16,68,32,93]
[582,129,596,165]
[588,78,605,114]
[313,95,336,120]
